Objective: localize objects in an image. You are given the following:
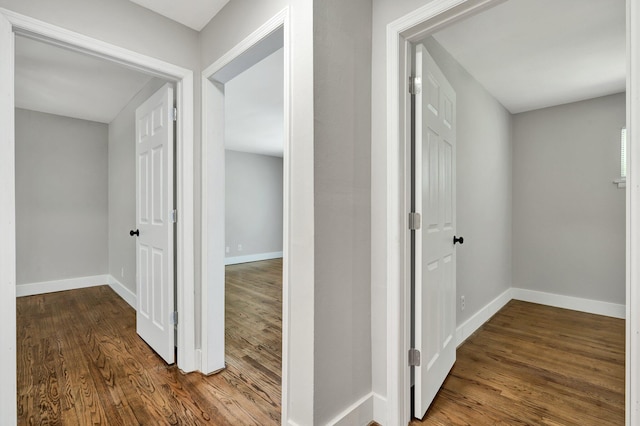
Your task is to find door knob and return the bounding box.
[453,235,464,245]
[129,229,139,237]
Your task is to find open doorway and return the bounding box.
[13,33,186,422]
[384,0,629,424]
[0,10,197,418]
[201,22,286,422]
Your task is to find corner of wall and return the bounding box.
[107,275,137,309]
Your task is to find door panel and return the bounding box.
[413,43,457,419]
[135,83,175,364]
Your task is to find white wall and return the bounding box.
[108,78,167,294]
[513,93,626,304]
[225,150,283,260]
[313,0,372,423]
[15,108,108,285]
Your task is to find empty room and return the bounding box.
[380,0,627,423]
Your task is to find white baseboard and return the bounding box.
[512,288,625,319]
[327,392,374,426]
[225,251,283,265]
[372,393,387,425]
[456,288,512,346]
[195,348,203,372]
[107,275,137,309]
[16,274,109,297]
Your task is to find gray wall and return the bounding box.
[225,150,283,259]
[108,78,167,294]
[513,93,626,304]
[15,108,108,284]
[313,0,372,423]
[423,36,513,325]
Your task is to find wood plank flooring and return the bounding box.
[411,300,625,425]
[17,258,282,425]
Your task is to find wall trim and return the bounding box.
[224,251,283,265]
[512,288,626,319]
[455,288,512,346]
[326,392,374,426]
[107,275,136,309]
[16,274,109,297]
[372,393,387,425]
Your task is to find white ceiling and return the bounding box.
[128,0,230,31]
[224,48,284,157]
[432,0,626,113]
[15,36,154,123]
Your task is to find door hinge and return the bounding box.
[170,209,177,223]
[409,212,421,230]
[170,311,178,325]
[409,348,421,366]
[409,76,422,95]
[172,107,177,122]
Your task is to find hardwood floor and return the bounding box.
[17,258,282,425]
[412,300,625,425]
[16,269,624,425]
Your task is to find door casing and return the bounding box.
[0,8,196,419]
[200,8,294,425]
[385,0,638,425]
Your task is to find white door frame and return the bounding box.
[0,9,197,414]
[385,0,638,425]
[200,7,292,425]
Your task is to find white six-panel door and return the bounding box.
[413,43,457,419]
[135,83,175,364]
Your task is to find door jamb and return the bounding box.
[0,7,196,378]
[385,0,637,425]
[200,7,291,425]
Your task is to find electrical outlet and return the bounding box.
[237,244,243,251]
[121,267,124,278]
[461,295,465,311]
[225,246,230,254]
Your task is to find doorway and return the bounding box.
[225,45,284,420]
[385,0,636,424]
[200,8,294,421]
[0,10,196,418]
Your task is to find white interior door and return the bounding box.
[134,83,175,364]
[413,43,457,419]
